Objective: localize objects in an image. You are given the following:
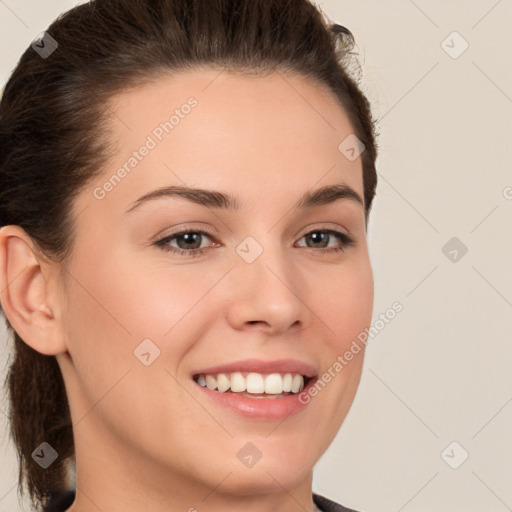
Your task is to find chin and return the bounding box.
[204,442,316,496]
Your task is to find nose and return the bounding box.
[225,244,308,335]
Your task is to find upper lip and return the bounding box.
[192,358,317,378]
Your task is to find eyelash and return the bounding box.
[153,226,355,258]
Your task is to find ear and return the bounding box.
[0,225,67,355]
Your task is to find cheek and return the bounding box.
[61,245,226,390]
[59,252,201,439]
[311,256,374,350]
[65,241,201,339]
[301,254,372,419]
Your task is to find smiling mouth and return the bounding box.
[193,371,313,398]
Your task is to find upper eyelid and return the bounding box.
[159,221,353,239]
[156,225,354,247]
[155,228,217,246]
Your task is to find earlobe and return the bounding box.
[0,225,66,355]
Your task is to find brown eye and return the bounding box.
[297,229,355,252]
[154,229,216,257]
[172,232,205,250]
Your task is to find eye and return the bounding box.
[153,227,355,257]
[296,229,355,254]
[154,228,217,257]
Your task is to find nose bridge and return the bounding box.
[227,233,306,332]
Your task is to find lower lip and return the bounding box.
[193,378,316,420]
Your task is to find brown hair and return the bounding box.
[0,0,378,509]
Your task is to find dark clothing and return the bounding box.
[43,489,362,511]
[43,490,75,512]
[313,492,361,511]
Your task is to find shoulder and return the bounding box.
[313,492,363,512]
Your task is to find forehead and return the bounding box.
[78,69,364,218]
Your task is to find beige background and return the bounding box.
[1,1,511,511]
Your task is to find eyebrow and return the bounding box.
[125,183,364,213]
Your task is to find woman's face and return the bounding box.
[56,69,373,499]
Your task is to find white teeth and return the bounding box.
[264,373,283,394]
[282,373,293,392]
[216,373,230,393]
[230,372,246,392]
[195,371,307,395]
[246,372,265,393]
[205,375,217,390]
[291,374,304,393]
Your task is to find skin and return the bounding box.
[0,69,373,512]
